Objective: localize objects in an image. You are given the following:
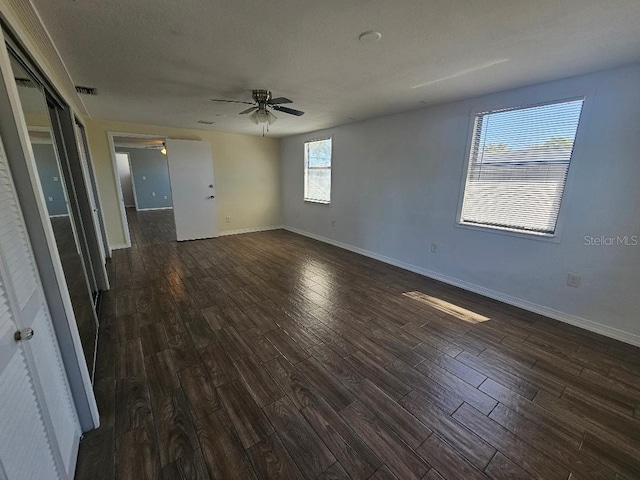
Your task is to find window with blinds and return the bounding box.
[304,138,332,204]
[459,98,584,236]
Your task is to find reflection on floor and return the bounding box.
[50,215,97,378]
[76,229,640,480]
[127,208,176,247]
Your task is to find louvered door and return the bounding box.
[0,132,81,478]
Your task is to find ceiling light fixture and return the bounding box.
[160,143,167,155]
[359,31,382,43]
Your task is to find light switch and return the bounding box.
[142,176,146,180]
[48,196,53,202]
[53,176,58,182]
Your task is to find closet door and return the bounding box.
[0,133,81,479]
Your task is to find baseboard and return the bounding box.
[136,207,173,211]
[109,243,129,251]
[219,225,283,237]
[284,226,640,348]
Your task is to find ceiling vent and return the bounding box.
[197,120,216,125]
[15,78,36,88]
[75,86,97,95]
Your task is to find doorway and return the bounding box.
[109,134,176,246]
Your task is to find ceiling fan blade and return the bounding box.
[268,97,293,105]
[239,106,258,115]
[210,98,255,105]
[272,105,305,116]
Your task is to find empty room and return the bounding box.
[0,0,639,479]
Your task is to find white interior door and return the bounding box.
[0,134,81,479]
[165,139,218,241]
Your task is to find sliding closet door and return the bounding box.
[0,120,81,480]
[8,52,99,379]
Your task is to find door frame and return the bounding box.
[114,151,139,210]
[107,131,167,249]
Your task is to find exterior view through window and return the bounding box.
[459,98,584,235]
[304,138,332,204]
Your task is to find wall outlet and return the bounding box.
[164,196,168,200]
[430,243,438,253]
[142,176,146,180]
[48,196,53,202]
[225,216,231,223]
[53,176,58,182]
[151,192,156,197]
[566,273,581,288]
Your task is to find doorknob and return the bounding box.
[209,195,215,199]
[209,184,214,188]
[14,328,34,342]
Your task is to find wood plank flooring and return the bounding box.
[76,211,640,480]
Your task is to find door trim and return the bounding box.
[107,131,167,249]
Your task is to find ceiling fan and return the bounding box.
[211,89,304,126]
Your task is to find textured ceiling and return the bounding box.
[31,0,640,137]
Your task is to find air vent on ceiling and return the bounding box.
[75,86,97,95]
[15,78,36,88]
[197,120,216,125]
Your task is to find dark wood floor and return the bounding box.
[76,212,640,480]
[126,207,177,246]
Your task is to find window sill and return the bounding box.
[455,221,561,243]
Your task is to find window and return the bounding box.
[304,138,332,204]
[459,98,584,236]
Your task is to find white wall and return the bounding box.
[281,63,640,346]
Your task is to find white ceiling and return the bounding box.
[31,0,640,137]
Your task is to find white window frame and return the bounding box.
[304,136,332,205]
[455,96,587,242]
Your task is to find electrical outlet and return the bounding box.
[164,196,167,200]
[53,176,58,182]
[566,273,581,288]
[142,176,146,180]
[430,243,438,253]
[48,196,53,202]
[225,216,231,223]
[152,192,156,197]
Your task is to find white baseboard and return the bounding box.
[136,206,173,211]
[109,243,130,251]
[219,225,283,237]
[284,226,640,348]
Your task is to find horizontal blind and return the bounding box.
[460,99,584,235]
[304,138,332,203]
